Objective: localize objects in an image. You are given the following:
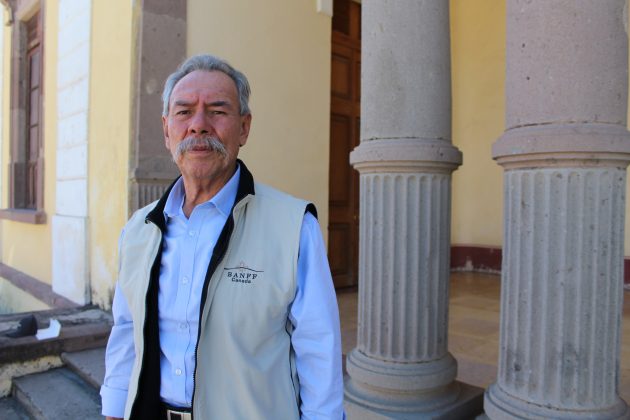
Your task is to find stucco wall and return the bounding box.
[187,0,332,240]
[1,3,58,284]
[450,0,506,247]
[87,0,133,308]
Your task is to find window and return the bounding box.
[23,12,42,210]
[0,2,45,224]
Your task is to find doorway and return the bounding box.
[328,0,361,289]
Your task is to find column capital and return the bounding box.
[493,123,630,170]
[350,139,462,174]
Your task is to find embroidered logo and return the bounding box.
[224,261,263,284]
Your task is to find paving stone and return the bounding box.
[0,396,30,419]
[13,368,101,420]
[61,347,105,389]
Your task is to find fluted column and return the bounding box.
[485,1,630,418]
[344,1,483,418]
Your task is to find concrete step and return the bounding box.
[0,307,112,367]
[0,396,31,419]
[61,347,105,389]
[13,367,102,420]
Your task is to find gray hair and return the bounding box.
[162,54,251,116]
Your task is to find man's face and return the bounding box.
[162,70,251,182]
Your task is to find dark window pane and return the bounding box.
[29,49,40,88]
[29,88,39,126]
[28,126,39,160]
[26,160,37,209]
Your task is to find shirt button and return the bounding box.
[182,277,189,284]
[188,230,196,237]
[175,368,182,376]
[179,323,186,330]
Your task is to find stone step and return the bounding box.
[0,396,31,419]
[13,367,102,420]
[61,347,105,389]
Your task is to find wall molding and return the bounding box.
[450,245,502,273]
[316,0,332,16]
[451,244,630,287]
[0,263,77,309]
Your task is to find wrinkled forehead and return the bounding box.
[170,70,239,104]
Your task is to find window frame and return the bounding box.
[0,0,45,224]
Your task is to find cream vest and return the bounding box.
[118,181,311,420]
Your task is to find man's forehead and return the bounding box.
[170,70,238,102]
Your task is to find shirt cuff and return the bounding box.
[100,385,128,418]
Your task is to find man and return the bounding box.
[101,54,344,420]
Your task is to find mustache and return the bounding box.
[173,136,228,161]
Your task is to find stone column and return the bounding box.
[345,1,483,418]
[484,1,630,418]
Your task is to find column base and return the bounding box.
[484,383,630,420]
[344,378,484,419]
[346,349,459,392]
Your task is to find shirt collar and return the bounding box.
[163,165,241,219]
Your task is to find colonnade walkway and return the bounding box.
[337,272,630,403]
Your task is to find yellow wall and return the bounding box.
[187,0,332,239]
[0,2,58,283]
[87,0,134,308]
[450,0,505,247]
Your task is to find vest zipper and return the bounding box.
[190,211,237,417]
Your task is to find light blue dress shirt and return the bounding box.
[100,166,345,419]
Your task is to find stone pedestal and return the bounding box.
[345,1,483,418]
[485,1,630,418]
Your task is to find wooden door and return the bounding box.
[328,0,361,288]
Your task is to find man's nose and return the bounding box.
[188,110,212,135]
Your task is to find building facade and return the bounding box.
[0,0,628,418]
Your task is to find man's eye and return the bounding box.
[210,110,225,115]
[176,110,190,115]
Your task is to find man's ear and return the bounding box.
[239,113,252,147]
[162,115,170,149]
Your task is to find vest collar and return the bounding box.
[145,159,256,230]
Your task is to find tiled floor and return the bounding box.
[337,271,630,402]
